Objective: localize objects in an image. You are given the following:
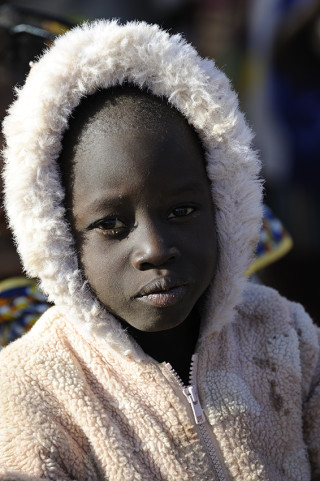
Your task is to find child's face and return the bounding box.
[70,105,217,332]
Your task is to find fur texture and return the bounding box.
[2,20,262,358]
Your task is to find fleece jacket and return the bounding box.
[0,20,319,480]
[0,284,319,480]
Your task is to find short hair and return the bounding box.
[58,84,205,205]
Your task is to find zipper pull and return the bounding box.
[183,385,205,425]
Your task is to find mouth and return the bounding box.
[134,277,189,308]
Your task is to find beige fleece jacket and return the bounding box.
[0,282,319,481]
[1,20,319,481]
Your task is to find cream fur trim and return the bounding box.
[2,20,262,358]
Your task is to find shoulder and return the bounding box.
[235,282,320,395]
[0,306,93,461]
[0,308,99,478]
[0,306,67,369]
[0,306,85,413]
[237,282,317,337]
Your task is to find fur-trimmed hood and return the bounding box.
[2,20,262,359]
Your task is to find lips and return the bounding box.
[134,277,189,308]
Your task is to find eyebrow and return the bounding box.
[83,180,208,214]
[85,196,127,214]
[74,196,125,227]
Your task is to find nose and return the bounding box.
[131,224,180,271]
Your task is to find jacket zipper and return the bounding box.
[165,354,229,481]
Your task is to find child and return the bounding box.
[0,20,319,481]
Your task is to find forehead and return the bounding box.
[60,86,208,198]
[62,86,203,157]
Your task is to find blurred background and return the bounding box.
[0,0,319,340]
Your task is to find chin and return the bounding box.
[131,315,188,333]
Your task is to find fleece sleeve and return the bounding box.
[0,355,99,481]
[0,385,90,481]
[302,328,320,480]
[289,302,320,480]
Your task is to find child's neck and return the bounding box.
[124,309,201,386]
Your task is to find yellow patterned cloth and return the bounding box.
[0,277,49,348]
[246,205,293,275]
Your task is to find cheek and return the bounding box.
[79,234,135,313]
[79,236,118,294]
[192,217,218,284]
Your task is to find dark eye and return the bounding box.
[89,217,127,237]
[168,206,195,219]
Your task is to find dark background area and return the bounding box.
[1,0,319,324]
